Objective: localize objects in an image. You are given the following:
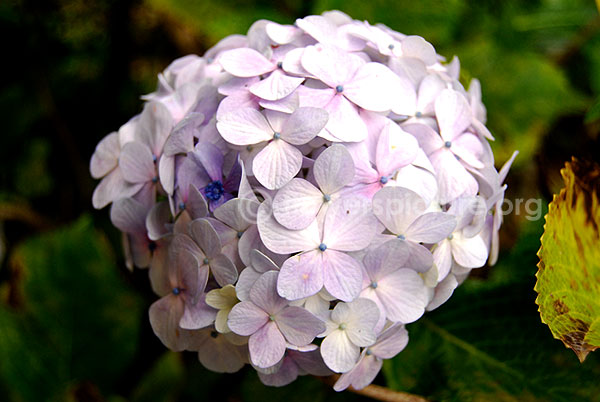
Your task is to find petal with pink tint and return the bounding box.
[276,306,325,346]
[90,132,119,179]
[272,178,323,230]
[280,107,329,145]
[322,197,377,252]
[313,144,355,195]
[405,212,456,243]
[249,321,286,368]
[433,239,453,281]
[451,233,488,268]
[119,142,156,183]
[219,48,275,77]
[435,89,472,142]
[451,133,484,169]
[189,219,222,257]
[372,186,426,235]
[249,69,304,101]
[322,250,363,302]
[92,167,143,209]
[301,43,364,88]
[377,268,427,324]
[320,330,360,373]
[110,197,147,234]
[250,271,288,314]
[252,140,303,190]
[278,252,324,301]
[375,121,418,175]
[210,253,239,286]
[228,301,269,336]
[429,149,478,204]
[257,202,320,254]
[344,63,410,112]
[216,108,272,146]
[179,293,217,330]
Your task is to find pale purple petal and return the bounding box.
[276,306,325,346]
[253,140,303,190]
[451,233,488,268]
[258,357,299,387]
[435,89,472,142]
[426,273,458,311]
[149,295,186,351]
[197,331,247,373]
[179,293,218,330]
[110,197,147,234]
[322,197,377,252]
[249,321,287,368]
[219,48,275,77]
[375,122,418,175]
[280,107,329,145]
[251,249,280,273]
[278,252,324,301]
[210,253,239,286]
[186,184,209,220]
[216,108,272,145]
[344,298,379,346]
[146,201,171,240]
[228,301,269,336]
[272,178,323,230]
[430,149,478,204]
[370,324,409,358]
[191,142,224,182]
[301,43,364,88]
[249,69,304,101]
[90,132,119,179]
[313,144,355,195]
[322,251,363,302]
[433,239,453,281]
[377,268,427,324]
[372,186,427,235]
[344,62,407,112]
[189,219,222,257]
[257,201,320,254]
[119,142,156,183]
[405,212,456,243]
[452,133,484,169]
[320,330,360,373]
[333,354,382,391]
[250,271,288,314]
[404,240,434,272]
[214,198,258,231]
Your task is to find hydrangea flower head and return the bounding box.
[91,10,516,391]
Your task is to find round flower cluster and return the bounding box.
[90,11,517,390]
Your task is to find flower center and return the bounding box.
[179,202,186,211]
[380,176,389,184]
[370,281,378,289]
[388,44,395,50]
[397,234,406,240]
[237,231,244,239]
[172,287,181,295]
[269,315,276,321]
[444,141,452,148]
[447,234,454,240]
[277,61,283,69]
[151,176,158,184]
[210,330,218,338]
[338,323,347,330]
[319,243,327,252]
[246,145,253,152]
[366,349,373,356]
[323,194,331,202]
[415,111,423,118]
[204,180,225,201]
[335,85,344,93]
[273,132,281,140]
[148,241,157,252]
[203,257,210,265]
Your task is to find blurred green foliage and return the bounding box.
[1,0,600,401]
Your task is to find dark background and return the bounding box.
[1,0,600,401]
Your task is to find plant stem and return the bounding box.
[318,375,428,402]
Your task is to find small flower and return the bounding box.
[227,271,326,368]
[319,298,380,373]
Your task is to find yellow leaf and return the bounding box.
[535,157,600,362]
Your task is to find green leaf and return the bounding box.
[130,352,185,402]
[0,216,143,401]
[384,217,600,401]
[536,158,600,362]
